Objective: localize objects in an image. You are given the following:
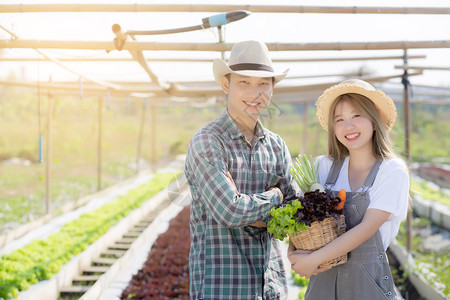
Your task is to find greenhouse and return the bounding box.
[0,2,449,300]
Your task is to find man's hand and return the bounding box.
[268,186,284,202]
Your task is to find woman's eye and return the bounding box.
[353,114,360,118]
[335,118,343,123]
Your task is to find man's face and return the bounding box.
[221,73,274,124]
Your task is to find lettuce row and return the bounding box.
[0,172,179,299]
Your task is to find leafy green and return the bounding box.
[0,172,179,299]
[267,199,308,240]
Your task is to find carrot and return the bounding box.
[336,189,346,210]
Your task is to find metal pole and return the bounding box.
[136,101,146,174]
[301,103,309,155]
[217,26,225,60]
[45,82,53,214]
[1,4,450,14]
[97,97,103,191]
[151,104,157,167]
[1,39,450,52]
[0,54,427,62]
[402,49,413,253]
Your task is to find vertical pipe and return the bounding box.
[402,49,413,253]
[301,102,309,155]
[97,97,103,191]
[217,26,225,60]
[38,135,43,163]
[136,101,146,174]
[313,120,322,156]
[151,104,157,166]
[45,89,52,214]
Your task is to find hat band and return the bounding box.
[229,63,274,73]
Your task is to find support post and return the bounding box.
[301,103,309,155]
[97,96,103,191]
[45,84,53,214]
[151,104,157,167]
[217,26,225,60]
[136,101,146,174]
[402,49,413,253]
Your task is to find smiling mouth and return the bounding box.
[244,101,260,107]
[345,133,360,140]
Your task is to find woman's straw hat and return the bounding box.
[316,79,397,131]
[213,40,289,85]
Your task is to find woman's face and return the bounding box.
[333,100,374,154]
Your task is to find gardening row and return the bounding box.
[0,171,180,299]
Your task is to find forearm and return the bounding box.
[309,209,390,266]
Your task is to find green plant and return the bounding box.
[290,155,321,193]
[396,216,449,297]
[0,172,179,299]
[267,199,307,240]
[411,178,450,207]
[291,270,309,300]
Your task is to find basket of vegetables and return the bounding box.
[268,155,347,268]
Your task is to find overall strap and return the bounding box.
[360,160,383,193]
[325,158,345,187]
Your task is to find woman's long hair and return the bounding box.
[327,93,396,161]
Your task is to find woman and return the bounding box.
[289,79,409,299]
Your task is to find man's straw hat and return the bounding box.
[316,79,397,131]
[213,40,289,85]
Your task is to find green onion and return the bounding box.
[290,154,319,194]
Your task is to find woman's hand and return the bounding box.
[288,241,330,278]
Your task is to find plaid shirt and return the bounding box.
[185,110,297,300]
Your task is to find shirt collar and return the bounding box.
[220,110,267,141]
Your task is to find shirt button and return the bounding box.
[379,255,384,259]
[387,291,392,296]
[384,275,389,280]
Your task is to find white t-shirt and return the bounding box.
[315,155,409,250]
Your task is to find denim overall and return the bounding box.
[305,159,397,300]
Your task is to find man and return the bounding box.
[185,40,297,300]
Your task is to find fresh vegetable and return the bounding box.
[310,182,325,192]
[336,189,346,210]
[0,172,179,299]
[295,190,343,227]
[267,200,308,240]
[290,155,324,193]
[267,190,343,240]
[268,155,345,241]
[121,207,190,299]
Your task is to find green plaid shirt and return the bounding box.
[185,110,297,300]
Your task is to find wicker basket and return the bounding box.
[288,215,347,268]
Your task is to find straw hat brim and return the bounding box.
[213,58,289,85]
[316,82,397,131]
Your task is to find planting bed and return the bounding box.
[0,172,178,299]
[121,207,190,300]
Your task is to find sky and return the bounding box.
[0,0,449,89]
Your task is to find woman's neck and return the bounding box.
[348,150,377,172]
[347,150,377,192]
